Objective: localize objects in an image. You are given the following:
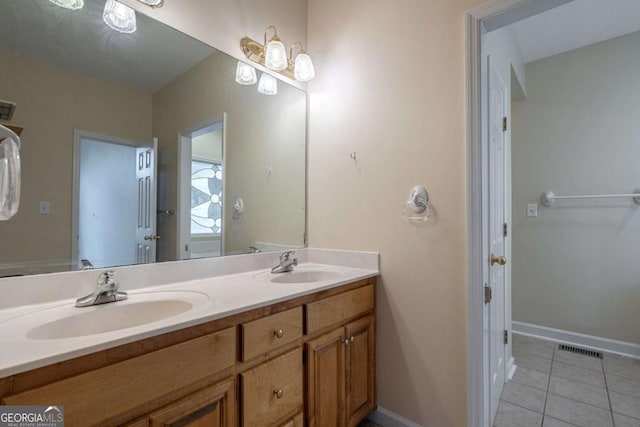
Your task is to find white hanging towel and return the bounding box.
[0,124,21,220]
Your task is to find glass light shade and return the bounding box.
[137,0,163,5]
[264,40,288,71]
[103,0,137,34]
[235,61,257,85]
[258,74,278,95]
[294,53,315,81]
[48,0,84,10]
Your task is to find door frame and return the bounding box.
[176,114,227,260]
[466,1,573,425]
[71,130,151,268]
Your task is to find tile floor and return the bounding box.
[494,334,640,427]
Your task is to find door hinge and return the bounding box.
[484,284,492,304]
[503,117,508,132]
[503,222,508,237]
[504,330,509,345]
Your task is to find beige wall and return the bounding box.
[192,130,223,162]
[152,52,305,260]
[0,48,151,266]
[512,32,640,344]
[307,0,482,425]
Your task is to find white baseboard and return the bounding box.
[513,321,640,359]
[368,406,423,427]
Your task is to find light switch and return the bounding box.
[39,201,50,215]
[527,203,538,217]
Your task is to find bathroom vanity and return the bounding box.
[0,252,378,427]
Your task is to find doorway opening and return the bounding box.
[177,115,226,260]
[72,130,158,269]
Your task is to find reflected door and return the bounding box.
[134,138,158,264]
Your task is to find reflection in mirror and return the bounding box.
[0,0,306,277]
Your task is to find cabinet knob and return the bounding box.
[343,338,350,346]
[274,389,284,399]
[350,336,355,343]
[274,329,284,339]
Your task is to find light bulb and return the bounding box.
[48,0,84,10]
[265,40,288,71]
[258,74,278,95]
[294,53,315,81]
[103,0,137,34]
[235,61,257,85]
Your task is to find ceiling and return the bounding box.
[0,0,216,92]
[509,0,640,63]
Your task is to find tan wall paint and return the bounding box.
[512,32,640,344]
[0,48,151,265]
[152,52,305,260]
[307,0,483,425]
[192,130,223,162]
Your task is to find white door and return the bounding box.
[135,138,158,264]
[488,55,508,424]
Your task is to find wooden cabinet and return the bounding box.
[345,316,375,427]
[306,327,345,427]
[304,283,376,427]
[0,278,376,427]
[148,379,236,427]
[240,348,303,426]
[241,307,303,362]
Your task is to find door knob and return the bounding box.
[144,235,160,241]
[490,254,507,266]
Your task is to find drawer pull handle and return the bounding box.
[274,389,284,399]
[274,329,284,338]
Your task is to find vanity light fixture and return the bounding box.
[240,26,315,81]
[263,26,288,71]
[103,0,137,34]
[258,73,278,95]
[235,61,258,85]
[48,0,84,10]
[290,42,315,82]
[135,0,164,7]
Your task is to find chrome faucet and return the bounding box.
[271,251,298,274]
[75,270,128,307]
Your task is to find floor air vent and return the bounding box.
[558,344,603,359]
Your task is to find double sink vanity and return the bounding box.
[0,249,379,426]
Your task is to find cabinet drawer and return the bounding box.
[305,284,374,334]
[241,348,303,427]
[2,327,236,426]
[242,307,302,361]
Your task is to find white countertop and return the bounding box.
[0,257,378,378]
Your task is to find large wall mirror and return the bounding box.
[0,0,306,277]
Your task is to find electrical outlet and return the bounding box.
[527,203,538,217]
[39,201,50,215]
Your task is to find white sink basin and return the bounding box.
[3,291,209,340]
[254,268,343,284]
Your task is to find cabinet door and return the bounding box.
[345,316,375,427]
[149,379,236,427]
[305,327,346,427]
[278,412,303,427]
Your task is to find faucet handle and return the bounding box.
[280,250,295,261]
[97,270,118,290]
